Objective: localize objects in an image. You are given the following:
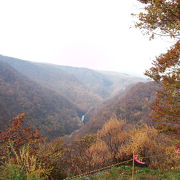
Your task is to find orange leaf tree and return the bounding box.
[135,0,180,126]
[136,0,180,39]
[0,113,43,159]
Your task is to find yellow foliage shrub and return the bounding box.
[87,140,111,167]
[117,125,180,170]
[83,117,127,168]
[83,118,180,171]
[37,138,65,179]
[0,142,52,180]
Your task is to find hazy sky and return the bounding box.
[0,0,174,76]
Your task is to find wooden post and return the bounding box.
[132,151,135,180]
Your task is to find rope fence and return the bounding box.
[64,151,180,180]
[64,159,133,180]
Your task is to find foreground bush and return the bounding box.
[37,138,65,179]
[62,134,97,176]
[0,114,52,179]
[80,119,180,172]
[0,143,51,180]
[117,125,179,170]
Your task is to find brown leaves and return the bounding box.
[145,41,180,124]
[145,41,180,80]
[136,0,180,39]
[138,0,150,4]
[0,113,43,159]
[138,1,180,125]
[117,125,180,169]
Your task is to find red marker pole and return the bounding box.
[132,151,135,180]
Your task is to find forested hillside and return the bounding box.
[0,60,82,138]
[64,81,158,142]
[0,55,145,138]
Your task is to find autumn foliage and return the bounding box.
[136,0,180,39]
[0,114,52,179]
[117,125,179,169]
[0,113,43,159]
[0,114,179,179]
[136,0,180,127]
[89,118,179,171]
[59,118,180,177]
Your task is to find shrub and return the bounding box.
[0,162,26,180]
[37,138,65,179]
[0,142,52,180]
[117,125,180,170]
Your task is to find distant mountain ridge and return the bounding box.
[52,65,145,99]
[0,55,145,103]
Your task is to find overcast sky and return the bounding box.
[0,0,174,76]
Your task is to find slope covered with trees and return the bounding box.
[64,81,158,142]
[0,55,146,139]
[0,59,82,138]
